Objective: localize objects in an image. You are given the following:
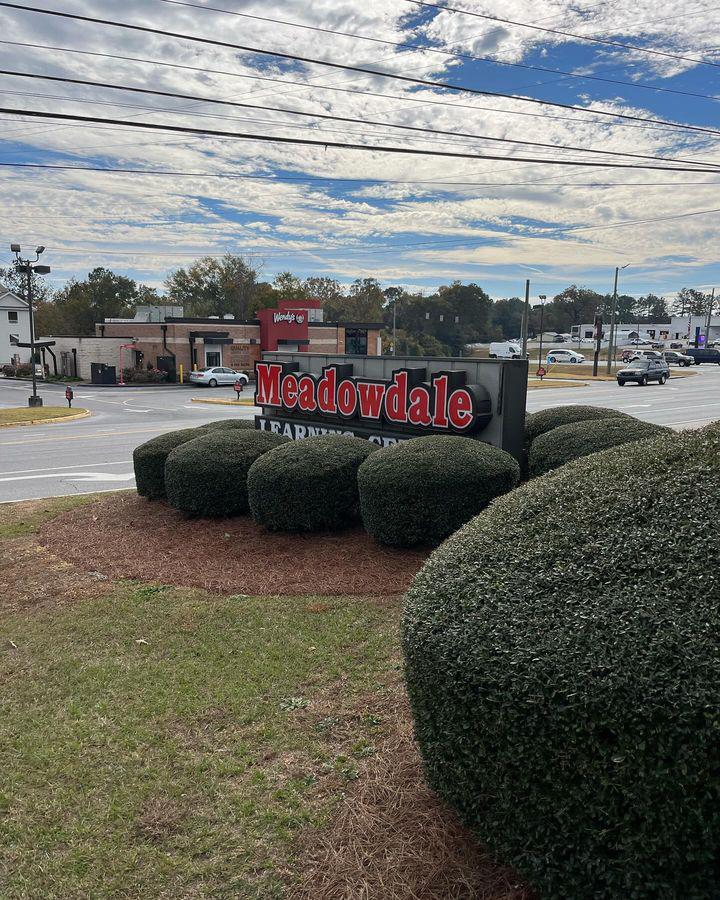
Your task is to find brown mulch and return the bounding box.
[39,494,430,596]
[291,671,532,900]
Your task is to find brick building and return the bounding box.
[40,299,384,381]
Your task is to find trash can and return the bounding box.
[90,363,117,385]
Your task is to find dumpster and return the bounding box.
[90,363,117,385]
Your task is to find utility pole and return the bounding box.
[392,297,397,356]
[592,309,603,377]
[521,279,530,358]
[605,263,629,375]
[538,295,547,367]
[11,244,50,408]
[705,287,715,346]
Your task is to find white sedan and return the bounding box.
[189,366,250,387]
[546,349,585,364]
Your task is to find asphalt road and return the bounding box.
[1,366,719,502]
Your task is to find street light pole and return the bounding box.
[392,297,397,356]
[605,263,629,375]
[521,278,530,358]
[11,244,50,408]
[705,287,715,346]
[538,295,547,367]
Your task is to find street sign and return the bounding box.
[536,365,547,380]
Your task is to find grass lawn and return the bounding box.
[0,500,399,899]
[0,406,87,425]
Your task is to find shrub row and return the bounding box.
[525,404,631,446]
[403,428,720,898]
[528,416,668,477]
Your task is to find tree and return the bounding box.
[37,267,155,336]
[302,276,344,308]
[272,271,307,301]
[673,288,708,316]
[0,264,51,304]
[545,285,604,332]
[165,254,258,319]
[491,297,524,339]
[325,278,384,322]
[637,293,670,321]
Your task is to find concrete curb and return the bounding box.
[0,409,91,428]
[190,397,257,406]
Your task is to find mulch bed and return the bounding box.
[39,494,430,596]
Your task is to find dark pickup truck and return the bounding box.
[683,348,720,365]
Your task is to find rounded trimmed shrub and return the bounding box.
[248,435,378,532]
[133,427,206,500]
[528,415,667,477]
[199,419,256,433]
[525,404,631,446]
[403,429,720,898]
[357,435,520,547]
[165,429,289,517]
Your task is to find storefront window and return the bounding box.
[345,328,368,355]
[206,351,221,367]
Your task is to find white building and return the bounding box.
[0,285,30,364]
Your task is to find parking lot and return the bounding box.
[1,365,719,502]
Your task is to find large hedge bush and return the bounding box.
[357,435,520,547]
[133,427,205,500]
[528,415,666,477]
[403,429,720,898]
[248,435,378,532]
[199,419,256,433]
[525,404,631,446]
[165,429,288,517]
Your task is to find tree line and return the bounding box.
[1,254,714,357]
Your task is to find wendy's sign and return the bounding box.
[255,359,492,444]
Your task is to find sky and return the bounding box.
[1,0,720,302]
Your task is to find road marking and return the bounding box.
[123,407,151,413]
[0,426,169,446]
[619,404,652,408]
[0,471,135,483]
[2,460,129,475]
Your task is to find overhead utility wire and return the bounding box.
[2,4,719,139]
[152,0,720,104]
[3,107,720,173]
[1,40,708,139]
[400,0,720,70]
[4,161,720,188]
[3,70,715,168]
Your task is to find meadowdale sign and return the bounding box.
[254,358,495,446]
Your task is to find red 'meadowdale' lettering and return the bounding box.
[408,385,432,427]
[448,390,474,430]
[317,367,337,414]
[297,374,317,412]
[357,382,384,419]
[281,373,299,409]
[337,379,357,416]
[255,362,282,406]
[384,371,409,424]
[256,361,480,435]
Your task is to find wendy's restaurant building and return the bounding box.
[38,299,384,382]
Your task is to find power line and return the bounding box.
[2,4,719,139]
[3,70,716,169]
[149,0,720,105]
[4,160,720,189]
[399,0,720,71]
[1,40,707,139]
[4,107,720,172]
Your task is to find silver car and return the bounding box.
[189,366,250,387]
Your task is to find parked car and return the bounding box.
[669,341,685,349]
[189,366,250,387]
[623,349,663,363]
[546,348,585,364]
[489,341,525,359]
[663,350,693,367]
[616,357,670,386]
[682,347,720,365]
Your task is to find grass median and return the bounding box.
[0,406,88,426]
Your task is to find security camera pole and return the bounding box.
[11,244,51,408]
